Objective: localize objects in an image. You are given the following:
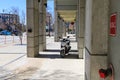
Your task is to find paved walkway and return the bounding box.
[0,35,84,80]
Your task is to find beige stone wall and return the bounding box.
[85,0,109,79]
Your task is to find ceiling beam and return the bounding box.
[56,5,77,10]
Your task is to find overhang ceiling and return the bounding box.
[55,0,77,22]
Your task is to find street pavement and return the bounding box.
[0,35,84,80]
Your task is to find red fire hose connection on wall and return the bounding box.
[99,64,114,80]
[99,68,112,78]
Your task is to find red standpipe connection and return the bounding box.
[99,68,112,79]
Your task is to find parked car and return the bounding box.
[0,30,11,35]
[12,30,19,36]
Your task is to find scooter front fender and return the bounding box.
[60,48,65,58]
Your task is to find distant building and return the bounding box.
[0,13,19,24]
[0,13,20,30]
[46,12,53,31]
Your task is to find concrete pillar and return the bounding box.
[59,19,63,38]
[54,16,62,39]
[85,0,109,80]
[27,0,39,57]
[42,0,47,50]
[39,0,46,51]
[78,0,85,58]
[76,2,79,42]
[54,0,59,41]
[54,12,59,41]
[74,21,78,42]
[76,0,80,53]
[63,21,66,37]
[58,18,61,38]
[74,21,77,41]
[39,0,43,51]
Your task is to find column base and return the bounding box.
[85,48,108,80]
[27,47,39,57]
[78,48,84,59]
[39,42,44,51]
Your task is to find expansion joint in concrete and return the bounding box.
[39,35,44,36]
[78,37,84,38]
[27,36,39,38]
[27,8,36,10]
[39,42,44,44]
[78,47,84,49]
[80,7,85,8]
[27,45,39,48]
[85,47,107,56]
[39,13,43,14]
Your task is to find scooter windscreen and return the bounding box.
[61,42,66,47]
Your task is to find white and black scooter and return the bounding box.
[60,36,71,58]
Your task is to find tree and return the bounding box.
[21,10,26,32]
[17,24,23,45]
[10,7,19,15]
[10,7,23,45]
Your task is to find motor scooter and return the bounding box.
[60,36,71,58]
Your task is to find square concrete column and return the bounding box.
[63,21,66,37]
[59,19,63,38]
[76,10,79,42]
[54,0,59,41]
[27,0,39,57]
[74,22,77,41]
[57,18,61,38]
[39,0,46,51]
[75,22,78,42]
[77,0,85,59]
[39,0,44,51]
[76,0,79,54]
[42,0,47,50]
[54,12,59,42]
[85,0,109,80]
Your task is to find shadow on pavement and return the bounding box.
[45,49,78,52]
[37,49,79,59]
[37,54,79,59]
[14,44,27,46]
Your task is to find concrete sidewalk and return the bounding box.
[0,36,84,80]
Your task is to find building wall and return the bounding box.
[46,12,52,26]
[109,0,120,79]
[85,0,92,52]
[85,0,92,79]
[0,13,19,26]
[0,13,20,31]
[85,0,109,79]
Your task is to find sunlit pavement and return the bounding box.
[0,35,84,80]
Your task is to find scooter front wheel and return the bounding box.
[60,50,65,58]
